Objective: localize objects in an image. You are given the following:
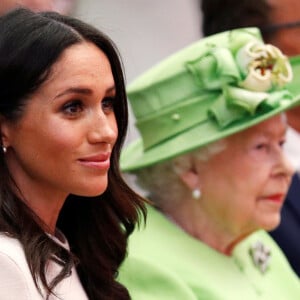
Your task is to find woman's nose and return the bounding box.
[87,110,118,145]
[273,150,295,179]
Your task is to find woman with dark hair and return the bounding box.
[0,7,145,300]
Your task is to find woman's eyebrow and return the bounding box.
[106,85,116,95]
[53,87,93,100]
[53,85,116,100]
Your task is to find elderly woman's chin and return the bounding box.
[257,211,282,232]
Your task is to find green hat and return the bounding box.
[121,27,300,172]
[286,55,300,95]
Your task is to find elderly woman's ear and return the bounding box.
[172,155,202,193]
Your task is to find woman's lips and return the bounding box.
[78,153,111,170]
[263,194,285,203]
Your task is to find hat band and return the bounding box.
[136,93,216,150]
[136,86,292,150]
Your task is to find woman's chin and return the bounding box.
[72,183,108,197]
[259,214,281,232]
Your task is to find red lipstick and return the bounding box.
[265,194,284,203]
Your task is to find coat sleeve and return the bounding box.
[118,256,198,300]
[0,252,32,300]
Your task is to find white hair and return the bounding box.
[173,139,227,175]
[131,139,227,207]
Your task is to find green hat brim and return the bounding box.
[121,94,300,172]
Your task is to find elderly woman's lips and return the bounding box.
[263,194,284,203]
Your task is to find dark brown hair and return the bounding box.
[201,0,273,41]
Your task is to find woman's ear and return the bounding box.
[0,116,11,148]
[173,156,201,190]
[178,169,200,190]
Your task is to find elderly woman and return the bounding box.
[118,28,300,299]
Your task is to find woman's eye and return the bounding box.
[279,139,286,148]
[255,143,268,150]
[102,97,115,113]
[62,100,84,116]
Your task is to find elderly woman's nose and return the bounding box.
[273,151,295,178]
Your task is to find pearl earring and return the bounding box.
[2,146,7,153]
[192,188,201,200]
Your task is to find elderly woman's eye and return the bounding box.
[255,143,268,150]
[279,139,286,147]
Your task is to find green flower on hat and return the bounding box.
[186,39,293,128]
[237,41,293,92]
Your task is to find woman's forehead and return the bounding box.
[229,115,287,142]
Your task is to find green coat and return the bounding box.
[119,205,300,299]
